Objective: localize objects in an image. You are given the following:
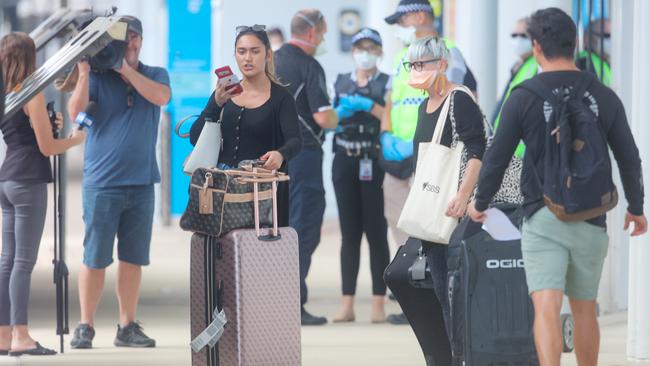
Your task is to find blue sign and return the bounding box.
[168,0,212,214]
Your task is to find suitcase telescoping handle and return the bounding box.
[243,168,287,241]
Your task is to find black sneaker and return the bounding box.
[301,308,327,326]
[387,313,409,325]
[70,324,95,349]
[114,322,156,348]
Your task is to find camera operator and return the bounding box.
[67,16,170,349]
[0,32,85,357]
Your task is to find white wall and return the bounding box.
[619,0,650,359]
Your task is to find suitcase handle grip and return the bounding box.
[252,168,281,240]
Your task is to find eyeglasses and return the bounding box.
[236,24,266,35]
[511,33,529,39]
[403,59,440,72]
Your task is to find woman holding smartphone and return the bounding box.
[0,32,85,356]
[190,24,302,226]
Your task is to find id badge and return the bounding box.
[359,158,373,181]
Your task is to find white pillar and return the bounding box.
[454,0,497,115]
[367,0,401,75]
[626,0,650,359]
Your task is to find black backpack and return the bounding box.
[517,73,618,221]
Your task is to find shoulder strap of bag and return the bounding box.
[517,78,558,105]
[431,85,473,145]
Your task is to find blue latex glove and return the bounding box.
[380,132,402,161]
[335,104,355,119]
[339,94,374,112]
[394,136,414,159]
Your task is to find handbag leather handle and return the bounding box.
[226,170,287,179]
[175,114,200,138]
[235,176,290,184]
[250,168,281,241]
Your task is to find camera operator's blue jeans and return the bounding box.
[289,147,326,306]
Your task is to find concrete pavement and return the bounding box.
[0,181,647,365]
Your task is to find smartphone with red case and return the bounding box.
[215,66,243,95]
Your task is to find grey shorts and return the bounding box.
[521,207,609,300]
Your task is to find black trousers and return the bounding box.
[332,153,390,296]
[384,238,452,366]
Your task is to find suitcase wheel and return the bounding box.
[561,313,574,353]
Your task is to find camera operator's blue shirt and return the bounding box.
[84,63,170,188]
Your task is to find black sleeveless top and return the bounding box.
[0,109,53,183]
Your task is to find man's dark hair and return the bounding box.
[527,8,576,60]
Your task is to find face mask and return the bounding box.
[353,51,379,70]
[315,39,327,57]
[271,43,282,52]
[396,26,416,45]
[408,69,438,90]
[511,37,532,57]
[602,38,611,56]
[291,37,326,57]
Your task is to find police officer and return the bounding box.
[381,0,478,325]
[330,28,391,324]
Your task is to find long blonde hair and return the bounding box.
[0,32,36,93]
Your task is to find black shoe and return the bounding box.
[114,322,156,348]
[70,324,95,349]
[301,308,327,326]
[387,313,409,325]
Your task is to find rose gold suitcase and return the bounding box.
[215,227,301,366]
[190,168,300,366]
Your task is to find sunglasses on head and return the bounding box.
[236,24,266,35]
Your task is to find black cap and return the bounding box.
[351,28,382,47]
[385,0,434,25]
[120,15,143,36]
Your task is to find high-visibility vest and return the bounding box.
[494,55,538,158]
[389,39,457,142]
[578,51,611,86]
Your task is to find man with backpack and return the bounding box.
[468,8,646,366]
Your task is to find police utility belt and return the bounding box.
[334,123,380,157]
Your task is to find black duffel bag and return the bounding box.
[378,154,414,180]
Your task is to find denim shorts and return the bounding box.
[521,206,609,300]
[82,185,154,269]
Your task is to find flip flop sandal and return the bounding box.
[9,342,57,356]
